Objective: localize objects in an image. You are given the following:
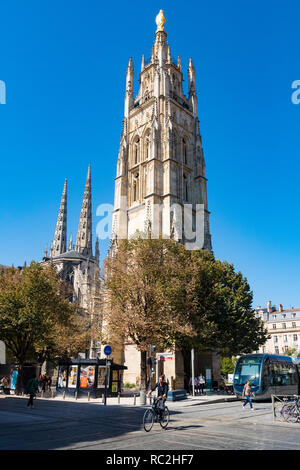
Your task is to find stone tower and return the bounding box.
[110,11,218,388]
[111,9,212,251]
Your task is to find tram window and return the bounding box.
[270,361,297,386]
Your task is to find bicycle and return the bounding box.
[143,398,170,432]
[281,398,300,423]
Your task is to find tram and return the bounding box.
[233,354,300,400]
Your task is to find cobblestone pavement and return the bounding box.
[1,395,300,450]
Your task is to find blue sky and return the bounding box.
[0,0,299,310]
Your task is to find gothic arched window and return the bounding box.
[134,138,140,165]
[133,172,139,202]
[183,174,188,202]
[183,138,187,165]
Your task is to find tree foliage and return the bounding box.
[0,262,92,391]
[104,239,269,383]
[104,238,197,389]
[220,356,237,376]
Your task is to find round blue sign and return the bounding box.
[104,345,112,356]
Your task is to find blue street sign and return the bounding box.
[104,345,112,356]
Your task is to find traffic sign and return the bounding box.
[104,345,112,356]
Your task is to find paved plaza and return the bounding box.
[1,394,300,450]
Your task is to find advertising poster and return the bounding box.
[112,370,118,381]
[80,365,95,388]
[58,366,68,388]
[68,365,78,388]
[97,367,106,388]
[10,370,18,390]
[111,383,118,393]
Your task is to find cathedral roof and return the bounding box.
[52,250,94,261]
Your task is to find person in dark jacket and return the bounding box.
[147,375,169,420]
[26,375,39,408]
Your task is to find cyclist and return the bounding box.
[147,375,169,420]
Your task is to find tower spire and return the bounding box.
[50,179,67,257]
[124,57,134,118]
[75,165,93,257]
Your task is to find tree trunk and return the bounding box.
[181,347,191,378]
[15,364,24,395]
[140,350,147,391]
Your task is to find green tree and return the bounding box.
[221,356,237,376]
[175,250,269,375]
[104,238,196,390]
[0,262,89,393]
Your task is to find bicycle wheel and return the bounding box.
[281,403,295,421]
[286,405,299,423]
[143,409,154,432]
[159,406,170,429]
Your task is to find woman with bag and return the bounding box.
[242,380,255,410]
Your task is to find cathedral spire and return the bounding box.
[188,57,197,115]
[68,232,73,251]
[75,165,93,257]
[50,179,67,257]
[124,57,134,118]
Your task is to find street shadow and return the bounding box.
[0,396,184,450]
[167,424,203,431]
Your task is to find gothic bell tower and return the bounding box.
[112,9,212,252]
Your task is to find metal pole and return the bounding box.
[156,355,159,383]
[191,348,195,396]
[104,360,107,406]
[118,393,120,404]
[134,394,136,405]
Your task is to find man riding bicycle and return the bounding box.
[147,375,168,420]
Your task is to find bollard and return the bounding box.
[41,391,44,398]
[51,390,54,399]
[88,392,90,401]
[134,394,136,405]
[102,393,105,404]
[75,391,78,400]
[139,390,146,405]
[63,391,66,400]
[118,393,120,404]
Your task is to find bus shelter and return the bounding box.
[56,358,127,398]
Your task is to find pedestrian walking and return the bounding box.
[199,373,205,395]
[41,375,47,392]
[242,380,255,410]
[46,375,52,391]
[26,374,38,409]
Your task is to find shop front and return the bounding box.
[56,358,126,398]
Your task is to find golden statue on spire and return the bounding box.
[155,9,166,32]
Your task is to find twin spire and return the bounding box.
[49,165,96,260]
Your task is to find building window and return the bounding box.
[293,334,298,341]
[272,324,276,329]
[275,347,279,354]
[183,138,187,164]
[134,138,140,165]
[183,174,188,201]
[283,335,288,342]
[292,322,297,328]
[273,336,278,343]
[282,323,286,329]
[272,315,277,319]
[282,314,286,318]
[292,313,296,318]
[284,346,289,352]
